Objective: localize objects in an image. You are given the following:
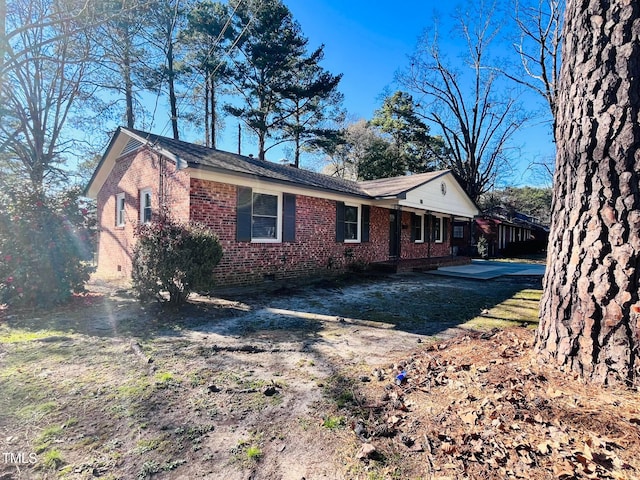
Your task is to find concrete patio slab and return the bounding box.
[426,259,546,280]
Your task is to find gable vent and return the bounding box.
[121,138,144,156]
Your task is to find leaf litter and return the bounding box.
[346,328,640,480]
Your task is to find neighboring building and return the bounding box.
[475,207,549,256]
[85,128,479,286]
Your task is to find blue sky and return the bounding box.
[201,0,556,186]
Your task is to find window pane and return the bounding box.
[143,207,152,223]
[252,217,277,238]
[415,223,422,241]
[344,206,358,222]
[253,193,277,216]
[345,222,358,240]
[433,218,441,241]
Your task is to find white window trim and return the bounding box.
[140,188,152,224]
[251,190,282,244]
[116,192,126,227]
[414,214,424,243]
[344,203,361,243]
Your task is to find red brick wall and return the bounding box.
[190,179,393,286]
[95,149,190,281]
[399,211,451,259]
[96,162,453,286]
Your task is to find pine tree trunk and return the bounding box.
[167,41,179,140]
[204,80,210,148]
[124,47,135,129]
[536,0,640,386]
[210,79,216,149]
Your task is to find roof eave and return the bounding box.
[84,126,123,198]
[188,163,371,200]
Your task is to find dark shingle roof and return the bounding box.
[118,128,455,201]
[124,128,367,197]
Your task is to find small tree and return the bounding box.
[132,216,223,306]
[477,235,489,259]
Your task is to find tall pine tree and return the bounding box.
[536,0,640,386]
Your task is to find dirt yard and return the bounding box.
[1,272,638,479]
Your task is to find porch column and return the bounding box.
[450,215,454,257]
[427,211,432,259]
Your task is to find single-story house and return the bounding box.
[475,207,549,256]
[85,127,479,286]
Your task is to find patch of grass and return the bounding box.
[298,417,312,431]
[463,287,542,330]
[0,327,68,343]
[174,423,215,441]
[322,415,346,430]
[154,371,180,389]
[134,438,163,454]
[63,417,79,428]
[162,459,187,471]
[42,448,63,469]
[246,445,262,461]
[155,371,175,383]
[35,425,64,453]
[18,400,57,421]
[336,390,355,408]
[232,432,264,466]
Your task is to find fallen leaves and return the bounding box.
[350,328,640,479]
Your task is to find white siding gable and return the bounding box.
[400,173,478,218]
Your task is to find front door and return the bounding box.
[389,211,400,258]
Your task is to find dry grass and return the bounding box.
[2,274,637,479]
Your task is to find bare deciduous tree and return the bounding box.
[508,0,562,135]
[400,4,528,203]
[0,0,93,191]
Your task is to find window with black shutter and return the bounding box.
[236,187,293,243]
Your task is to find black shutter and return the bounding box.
[443,217,450,242]
[361,205,370,242]
[236,186,252,242]
[283,193,296,242]
[336,201,345,242]
[410,213,417,242]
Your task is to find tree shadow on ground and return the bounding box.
[1,272,543,342]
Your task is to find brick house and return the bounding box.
[85,127,479,286]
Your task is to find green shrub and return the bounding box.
[0,187,95,307]
[132,215,223,306]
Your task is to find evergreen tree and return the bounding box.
[280,45,343,167]
[182,0,237,147]
[91,0,151,129]
[225,0,342,163]
[370,91,448,175]
[143,0,188,140]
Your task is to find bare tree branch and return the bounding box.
[400,3,529,202]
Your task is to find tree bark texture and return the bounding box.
[536,0,640,386]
